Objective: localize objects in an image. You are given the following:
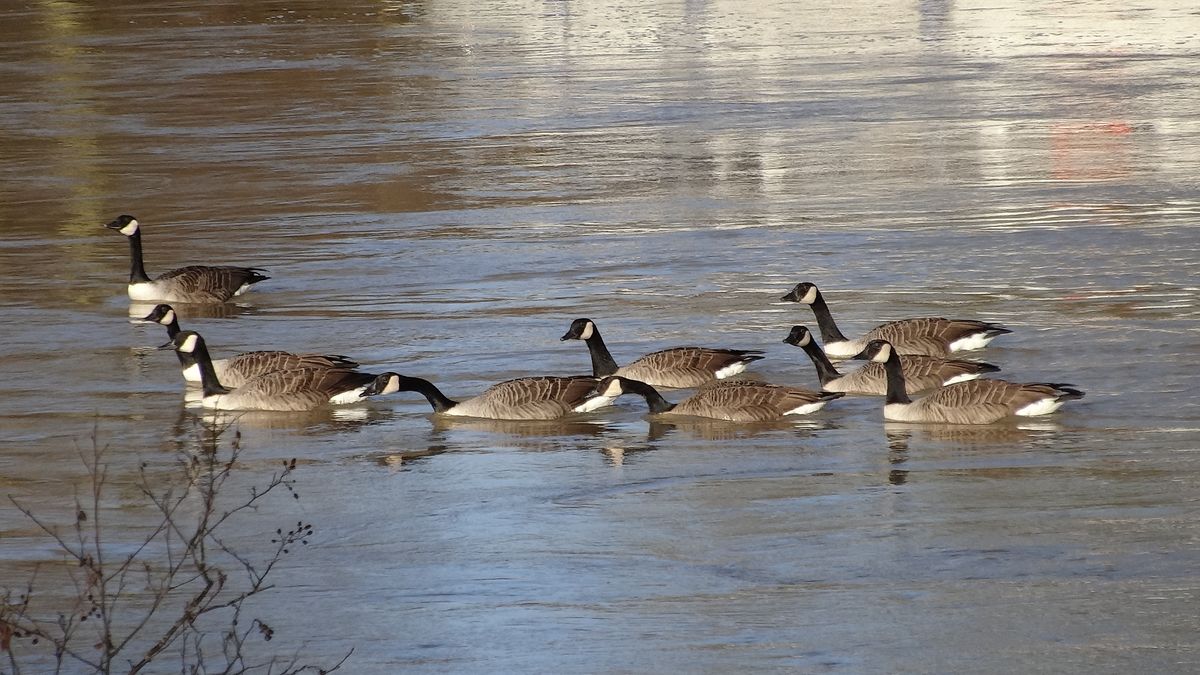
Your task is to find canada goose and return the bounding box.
[854,339,1084,424]
[105,215,269,303]
[160,331,384,411]
[780,282,1010,358]
[560,318,764,388]
[783,325,1000,395]
[141,303,358,386]
[587,376,844,422]
[362,373,612,421]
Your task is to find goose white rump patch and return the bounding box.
[329,386,369,405]
[1015,397,1065,417]
[942,372,982,386]
[714,362,750,379]
[785,401,829,416]
[948,333,997,352]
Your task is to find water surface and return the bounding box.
[2,1,1199,672]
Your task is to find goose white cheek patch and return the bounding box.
[179,334,198,353]
[873,344,892,363]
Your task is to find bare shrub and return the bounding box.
[1,421,350,674]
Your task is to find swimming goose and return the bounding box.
[853,339,1084,424]
[587,376,843,422]
[560,318,764,389]
[141,303,358,386]
[160,331,385,412]
[105,215,269,303]
[780,282,1010,358]
[783,325,1000,395]
[362,373,611,421]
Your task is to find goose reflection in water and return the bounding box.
[429,415,611,438]
[188,405,394,434]
[645,417,833,442]
[128,300,262,323]
[884,420,1067,448]
[365,445,451,473]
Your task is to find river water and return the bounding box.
[2,0,1199,672]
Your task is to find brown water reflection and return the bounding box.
[3,0,1200,672]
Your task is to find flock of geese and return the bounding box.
[108,215,1085,425]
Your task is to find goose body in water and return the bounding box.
[587,375,843,422]
[560,318,764,388]
[854,339,1084,424]
[363,373,612,421]
[781,282,1009,358]
[105,215,269,303]
[141,304,357,386]
[161,331,386,412]
[783,325,1000,395]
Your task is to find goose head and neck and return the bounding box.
[161,331,230,397]
[141,303,181,338]
[362,373,459,413]
[852,340,911,405]
[560,318,620,377]
[781,282,849,346]
[589,376,675,414]
[142,303,187,367]
[105,214,151,283]
[782,325,842,385]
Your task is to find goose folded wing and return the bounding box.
[155,265,268,301]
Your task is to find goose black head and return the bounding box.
[104,214,140,236]
[561,318,596,341]
[140,303,176,326]
[159,330,202,354]
[780,282,819,304]
[852,339,894,363]
[363,372,402,397]
[782,325,813,346]
[586,375,627,399]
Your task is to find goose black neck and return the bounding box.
[127,230,151,283]
[190,338,231,397]
[879,350,912,405]
[399,376,459,413]
[582,329,621,377]
[798,340,842,385]
[623,378,675,414]
[809,291,849,345]
[164,319,187,366]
